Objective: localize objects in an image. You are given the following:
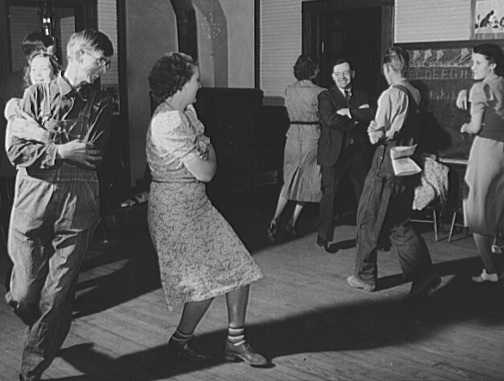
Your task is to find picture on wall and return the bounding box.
[472,0,504,39]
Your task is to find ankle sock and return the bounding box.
[227,326,246,346]
[171,328,193,344]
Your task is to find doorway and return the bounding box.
[319,8,383,102]
[302,0,393,105]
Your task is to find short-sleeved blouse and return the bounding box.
[464,73,504,234]
[469,73,504,142]
[146,102,210,182]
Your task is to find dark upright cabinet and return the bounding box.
[194,88,265,195]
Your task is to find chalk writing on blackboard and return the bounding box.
[406,48,474,160]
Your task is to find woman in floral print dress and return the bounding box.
[146,52,266,366]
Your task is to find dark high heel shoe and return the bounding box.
[168,336,214,362]
[224,340,268,367]
[284,223,298,241]
[267,218,279,244]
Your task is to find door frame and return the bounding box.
[302,0,394,102]
[302,0,394,60]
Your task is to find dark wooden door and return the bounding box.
[302,0,393,106]
[318,7,384,104]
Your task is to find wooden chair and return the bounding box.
[448,205,470,242]
[411,201,444,242]
[444,162,470,243]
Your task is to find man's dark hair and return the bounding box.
[22,32,55,57]
[333,58,352,70]
[383,46,409,76]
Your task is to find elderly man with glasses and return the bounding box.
[5,29,114,381]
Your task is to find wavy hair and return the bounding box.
[293,54,319,81]
[23,51,61,88]
[22,32,55,57]
[148,52,199,103]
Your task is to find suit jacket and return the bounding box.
[317,86,374,167]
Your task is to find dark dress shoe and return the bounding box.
[404,273,441,302]
[316,236,330,251]
[224,340,268,367]
[168,336,214,362]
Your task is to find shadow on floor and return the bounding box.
[63,268,504,380]
[62,187,504,380]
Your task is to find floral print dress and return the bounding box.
[146,102,263,310]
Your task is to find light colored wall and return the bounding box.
[125,0,254,184]
[125,0,178,184]
[221,0,254,88]
[395,0,472,43]
[193,0,254,88]
[259,0,315,104]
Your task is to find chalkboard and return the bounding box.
[405,47,474,161]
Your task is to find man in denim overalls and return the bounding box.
[5,29,114,381]
[346,47,441,301]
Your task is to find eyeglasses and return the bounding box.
[333,71,351,78]
[82,49,111,70]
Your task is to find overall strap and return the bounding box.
[79,89,99,123]
[40,82,53,122]
[391,83,424,148]
[393,83,411,98]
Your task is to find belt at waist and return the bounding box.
[290,121,319,125]
[152,178,198,184]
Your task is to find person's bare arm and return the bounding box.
[184,144,217,182]
[461,112,483,135]
[456,89,469,110]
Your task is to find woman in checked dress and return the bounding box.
[267,54,325,242]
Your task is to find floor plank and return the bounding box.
[1,188,503,380]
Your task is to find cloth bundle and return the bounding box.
[413,155,450,211]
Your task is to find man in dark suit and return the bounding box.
[316,58,374,250]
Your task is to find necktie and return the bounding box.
[344,89,353,147]
[344,89,352,105]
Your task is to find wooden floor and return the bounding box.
[1,187,503,381]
